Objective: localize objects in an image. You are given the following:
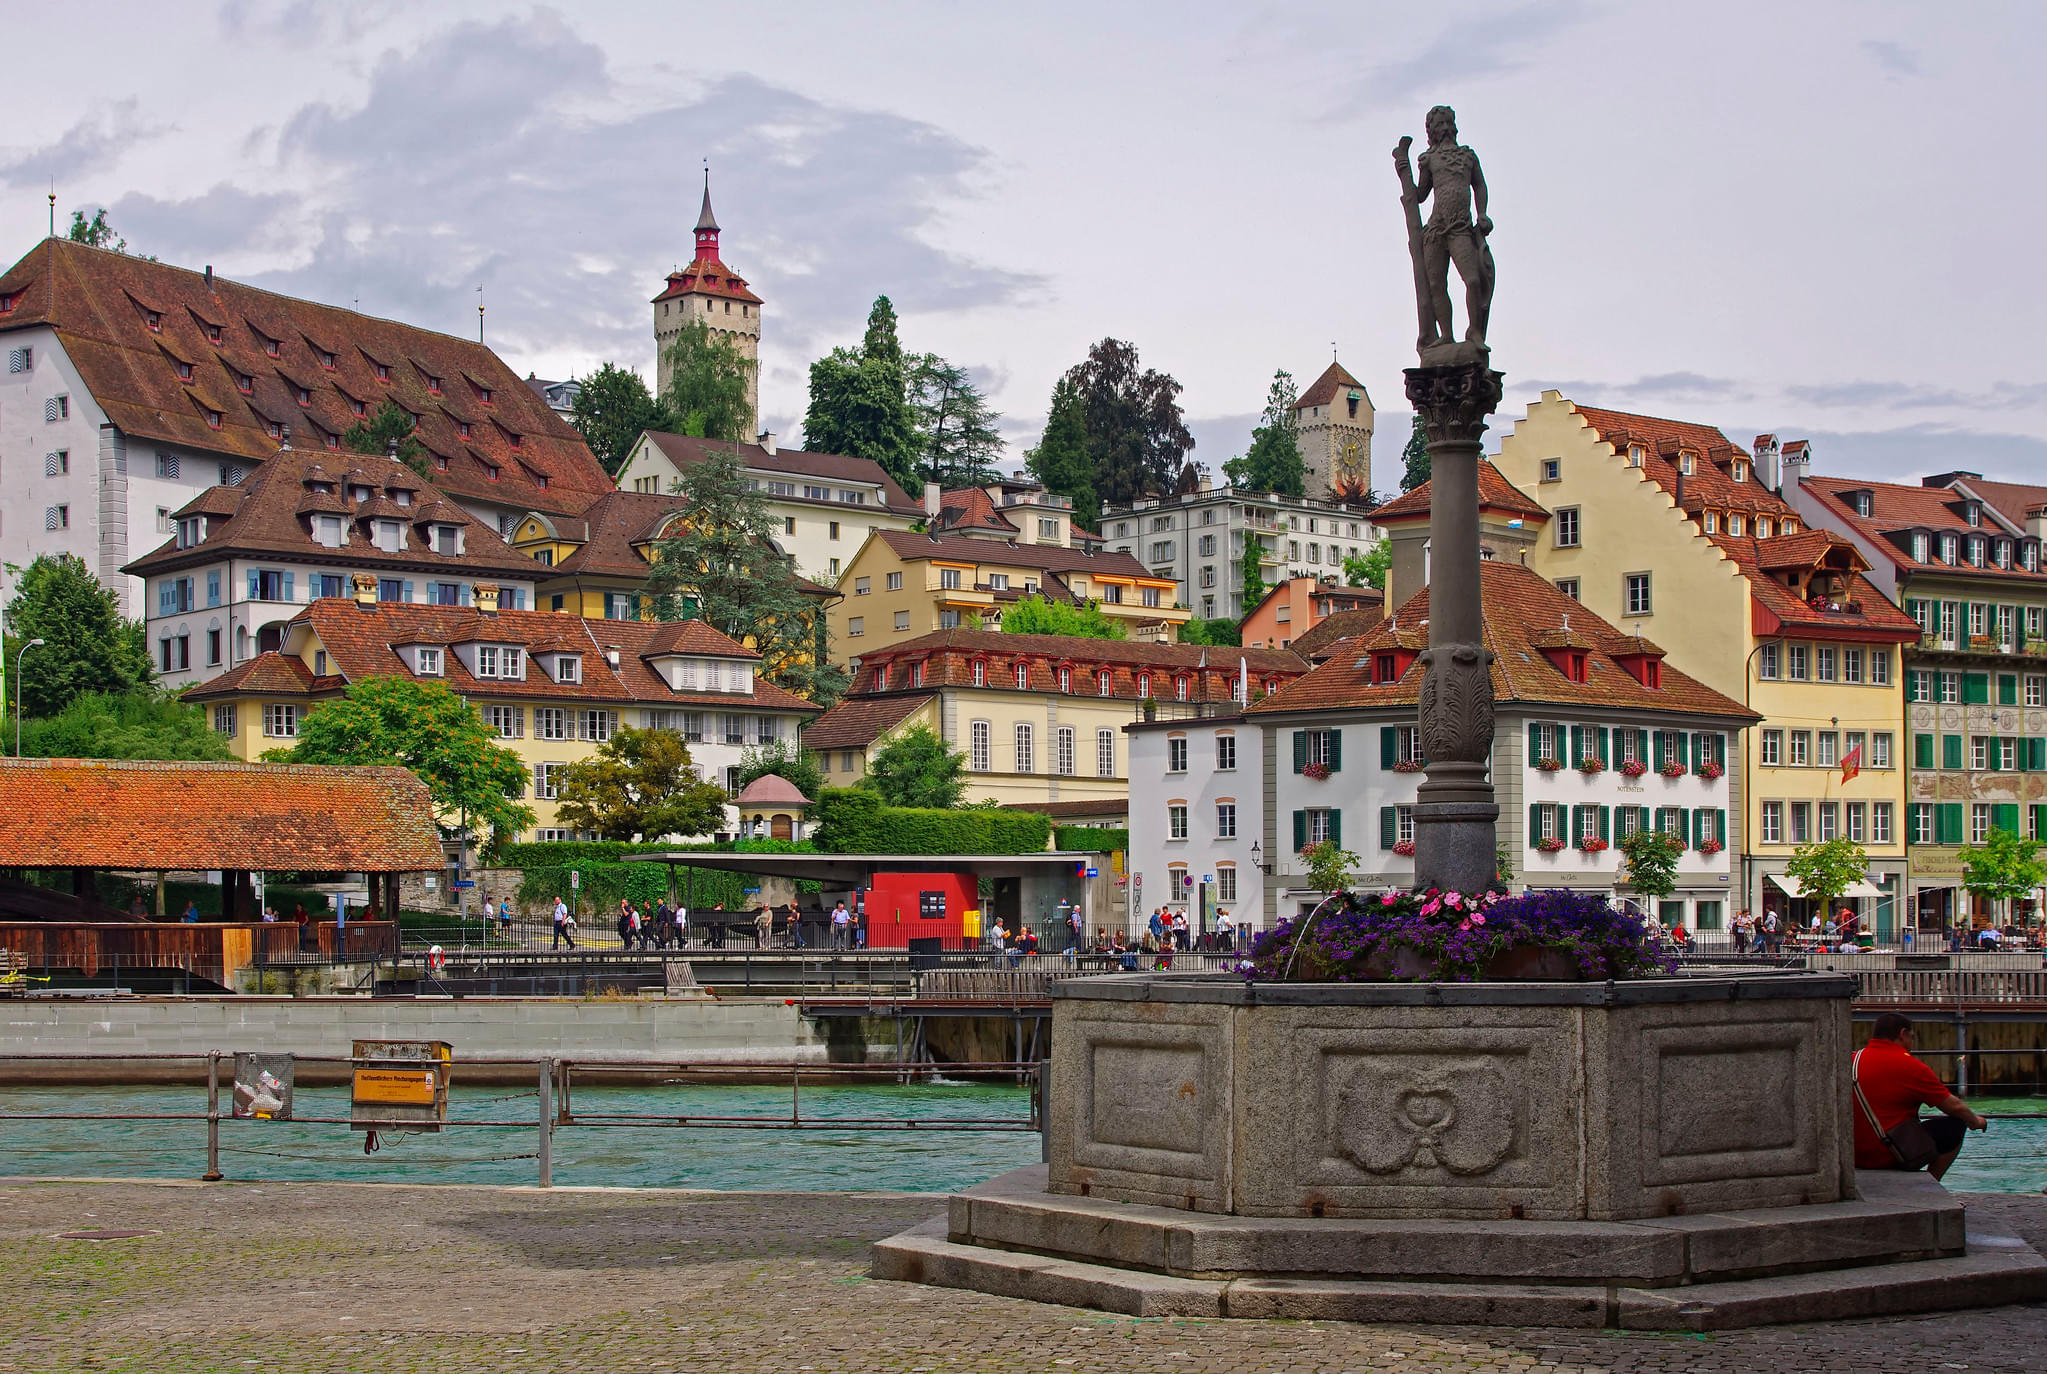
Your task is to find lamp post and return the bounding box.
[14,638,45,757]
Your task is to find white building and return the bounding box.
[1126,707,1268,939]
[1102,487,1384,622]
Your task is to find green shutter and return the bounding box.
[1717,808,1727,847]
[1693,807,1711,846]
[1988,741,2003,773]
[1327,729,1342,773]
[1326,809,1342,850]
[1528,721,1542,762]
[1529,803,1542,845]
[1942,735,1964,770]
[1676,732,1690,768]
[1676,808,1691,845]
[2029,739,2047,772]
[1571,804,1586,844]
[1914,733,1934,769]
[1938,803,1964,846]
[1293,810,1307,851]
[1382,726,1397,769]
[1293,731,1307,774]
[1963,673,1990,704]
[1597,727,1611,765]
[1597,805,1611,843]
[2034,805,2047,842]
[1999,674,2019,706]
[1570,725,1584,764]
[1380,806,1397,850]
[1713,733,1727,767]
[1994,803,2021,835]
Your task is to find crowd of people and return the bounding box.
[534,896,869,952]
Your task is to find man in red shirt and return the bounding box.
[1853,1012,1987,1180]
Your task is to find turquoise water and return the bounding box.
[3,1083,2042,1195]
[0,1081,1042,1192]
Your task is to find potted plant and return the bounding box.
[1576,756,1607,775]
[1141,696,1158,722]
[1695,760,1725,780]
[1696,839,1724,855]
[1575,836,1610,853]
[1391,840,1416,856]
[1302,761,1332,780]
[1392,759,1426,774]
[1534,756,1564,772]
[1536,836,1567,853]
[1658,759,1688,778]
[1619,759,1648,778]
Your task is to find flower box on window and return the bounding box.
[1391,759,1425,774]
[1536,837,1567,853]
[1391,840,1416,856]
[1619,759,1648,777]
[1576,757,1606,774]
[1695,761,1725,781]
[1658,760,1688,778]
[1696,839,1724,855]
[1575,837,1610,853]
[1534,757,1564,772]
[1302,761,1332,780]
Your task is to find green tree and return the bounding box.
[1618,828,1683,903]
[1239,534,1269,611]
[344,400,429,477]
[643,446,850,704]
[1400,414,1431,492]
[1177,617,1242,647]
[1299,839,1359,895]
[1059,337,1193,516]
[1222,370,1306,496]
[803,296,921,497]
[908,353,1004,489]
[737,737,827,803]
[1342,542,1390,589]
[570,362,672,475]
[552,726,732,841]
[18,690,230,761]
[1785,837,1870,910]
[68,209,126,252]
[1960,828,2047,915]
[862,725,967,809]
[1024,377,1098,531]
[285,676,533,845]
[660,319,753,443]
[4,554,150,719]
[999,595,1125,639]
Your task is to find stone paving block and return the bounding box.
[1220,1277,1609,1327]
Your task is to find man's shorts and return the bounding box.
[1905,1114,1968,1167]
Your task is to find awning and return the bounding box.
[1766,874,1884,900]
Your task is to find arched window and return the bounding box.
[1058,666,1072,693]
[1175,675,1191,701]
[874,664,888,691]
[1137,672,1151,697]
[910,661,924,688]
[971,658,986,687]
[1014,722,1035,773]
[1098,669,1113,696]
[1014,662,1030,689]
[969,720,991,771]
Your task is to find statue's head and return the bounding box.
[1426,105,1458,144]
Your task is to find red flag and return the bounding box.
[1841,744,1862,784]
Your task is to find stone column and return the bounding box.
[1405,360,1504,892]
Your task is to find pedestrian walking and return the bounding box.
[831,900,851,950]
[552,896,575,950]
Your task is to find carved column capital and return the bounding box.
[1404,364,1505,447]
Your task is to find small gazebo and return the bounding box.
[734,773,813,842]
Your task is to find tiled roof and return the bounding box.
[1708,533,1921,639]
[800,693,935,751]
[1287,607,1388,662]
[650,255,763,306]
[1248,561,1757,721]
[641,431,919,514]
[1801,474,2047,583]
[530,489,675,578]
[124,445,540,579]
[937,486,1020,535]
[186,601,819,714]
[845,629,1307,701]
[735,773,813,807]
[1960,475,2047,526]
[1294,360,1368,410]
[0,757,445,871]
[1573,405,1791,518]
[0,239,612,515]
[195,652,339,697]
[861,628,1308,674]
[1369,460,1549,523]
[872,530,1161,581]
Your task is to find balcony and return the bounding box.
[1002,491,1072,510]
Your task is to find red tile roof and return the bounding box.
[734,774,813,807]
[0,757,445,871]
[641,432,919,515]
[0,239,613,516]
[651,255,763,306]
[1573,405,1790,518]
[800,693,935,751]
[1248,561,1757,721]
[1708,533,1921,640]
[1286,606,1387,661]
[1369,459,1550,523]
[1293,360,1368,410]
[846,628,1308,700]
[1960,475,2047,526]
[1801,474,2047,584]
[872,530,1163,582]
[937,486,1019,535]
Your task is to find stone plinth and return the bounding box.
[1045,972,1856,1222]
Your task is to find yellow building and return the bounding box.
[801,628,1309,804]
[186,577,819,841]
[829,528,1187,661]
[1493,394,1919,932]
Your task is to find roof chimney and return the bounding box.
[472,584,501,615]
[386,437,399,462]
[204,265,213,289]
[350,573,377,609]
[279,424,292,450]
[756,431,777,456]
[924,483,941,520]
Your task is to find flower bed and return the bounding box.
[1535,836,1567,853]
[1391,760,1426,774]
[1242,887,1675,983]
[1391,840,1416,856]
[1575,837,1610,853]
[1696,839,1724,855]
[1534,757,1565,772]
[1658,760,1688,778]
[1576,757,1607,774]
[1302,762,1332,780]
[1619,759,1648,778]
[1695,761,1725,780]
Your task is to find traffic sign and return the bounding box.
[1085,867,1099,878]
[451,880,476,889]
[570,870,581,889]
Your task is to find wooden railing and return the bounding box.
[1851,968,2047,1006]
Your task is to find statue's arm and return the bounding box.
[1472,157,1490,234]
[1412,153,1434,204]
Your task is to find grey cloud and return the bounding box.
[1517,372,1741,405]
[1785,380,2047,411]
[106,184,298,263]
[1327,3,1589,119]
[1860,40,1921,79]
[1752,423,2047,485]
[0,100,168,189]
[216,0,409,45]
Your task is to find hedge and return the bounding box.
[811,789,1050,854]
[514,861,817,914]
[1053,826,1128,853]
[494,837,816,869]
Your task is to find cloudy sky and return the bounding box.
[5,1,2043,484]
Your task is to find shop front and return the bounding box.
[1757,861,1906,943]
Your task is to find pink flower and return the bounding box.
[1380,893,1399,906]
[1420,900,1442,917]
[1469,914,1486,926]
[1444,891,1463,908]
[1458,918,1473,932]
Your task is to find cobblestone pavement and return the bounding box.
[2,1178,2043,1373]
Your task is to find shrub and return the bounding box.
[811,788,1050,854]
[1053,826,1129,853]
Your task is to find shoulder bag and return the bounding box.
[1852,1047,1940,1170]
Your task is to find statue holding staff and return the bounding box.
[1394,105,1493,358]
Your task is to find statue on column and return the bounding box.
[1395,106,1494,364]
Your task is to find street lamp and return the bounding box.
[1251,840,1269,875]
[14,638,45,757]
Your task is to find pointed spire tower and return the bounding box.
[653,165,762,436]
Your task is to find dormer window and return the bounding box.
[476,645,500,678]
[1702,511,1718,534]
[144,310,162,332]
[1995,540,2012,568]
[416,647,442,676]
[262,334,280,358]
[1175,675,1191,701]
[350,485,372,502]
[478,385,494,405]
[426,375,442,395]
[374,363,390,381]
[1733,460,1748,483]
[456,421,471,438]
[484,464,500,481]
[2023,542,2040,572]
[206,410,222,430]
[1941,533,1958,564]
[1849,491,1873,517]
[1098,669,1113,696]
[265,421,282,439]
[1679,453,1695,476]
[1965,502,1981,526]
[535,474,548,490]
[349,397,367,417]
[323,432,338,450]
[434,455,449,471]
[507,432,522,449]
[1136,672,1151,697]
[912,661,926,689]
[0,292,15,314]
[1756,517,1773,538]
[177,516,206,548]
[1969,535,1986,566]
[1627,445,1644,467]
[555,655,581,685]
[875,664,890,691]
[374,519,404,552]
[235,372,253,394]
[313,514,343,548]
[1376,653,1397,682]
[1057,666,1071,693]
[970,659,986,687]
[204,324,222,344]
[1912,531,1930,562]
[1015,663,1029,689]
[432,524,462,556]
[318,350,336,370]
[295,387,311,407]
[503,647,523,679]
[392,489,410,507]
[1727,514,1744,536]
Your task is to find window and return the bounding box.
[1098,669,1113,696]
[1014,723,1035,773]
[1760,729,1782,766]
[1872,732,1893,769]
[1624,573,1652,616]
[1167,737,1188,772]
[45,505,68,530]
[853,577,870,596]
[1819,801,1839,841]
[1761,801,1783,845]
[1097,729,1116,777]
[1817,731,1838,768]
[1757,643,1780,679]
[582,709,616,744]
[1872,802,1893,845]
[1554,507,1580,547]
[534,762,565,801]
[1198,534,1216,556]
[1141,586,1161,608]
[1150,541,1174,562]
[1939,671,1960,704]
[1816,646,1836,682]
[893,610,911,631]
[485,705,521,739]
[1540,458,1561,482]
[1973,737,1989,771]
[5,346,30,371]
[1972,803,1991,844]
[1055,726,1076,776]
[1789,801,1811,844]
[1216,734,1237,771]
[1015,662,1030,689]
[1167,804,1189,841]
[847,616,864,637]
[430,582,462,606]
[534,707,568,741]
[831,522,843,541]
[988,574,1010,591]
[416,647,443,676]
[555,656,581,685]
[263,704,299,738]
[45,395,70,422]
[1788,644,1809,681]
[1216,801,1237,839]
[1789,731,1810,766]
[1910,804,1934,845]
[157,635,190,672]
[1058,666,1072,693]
[2029,676,2046,709]
[1728,514,1744,536]
[1843,647,1864,684]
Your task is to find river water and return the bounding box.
[2,1084,2041,1195]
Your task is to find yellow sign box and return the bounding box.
[352,1067,439,1107]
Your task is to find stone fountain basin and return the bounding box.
[1045,971,1858,1223]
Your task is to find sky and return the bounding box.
[4,1,2043,487]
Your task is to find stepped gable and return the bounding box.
[1573,405,1788,518]
[1249,560,1756,720]
[122,444,537,578]
[0,238,611,514]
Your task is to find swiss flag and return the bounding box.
[1841,744,1862,784]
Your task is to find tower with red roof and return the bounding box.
[652,171,763,435]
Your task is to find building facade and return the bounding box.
[1292,359,1375,500]
[0,238,613,613]
[651,178,762,436]
[1492,394,1919,933]
[1238,576,1383,651]
[1101,487,1383,622]
[1786,466,2047,929]
[187,588,817,842]
[800,628,1307,806]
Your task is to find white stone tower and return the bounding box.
[652,171,762,435]
[1292,360,1374,500]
